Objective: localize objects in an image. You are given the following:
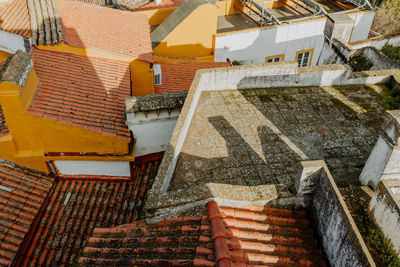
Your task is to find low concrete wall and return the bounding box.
[350,34,400,50]
[146,63,400,218]
[329,34,400,70]
[359,136,393,188]
[360,109,400,188]
[369,180,400,257]
[297,161,376,267]
[356,47,400,70]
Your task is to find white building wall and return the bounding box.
[348,11,375,43]
[0,30,28,53]
[55,161,131,176]
[127,109,180,157]
[214,18,326,66]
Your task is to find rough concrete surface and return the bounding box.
[170,85,387,190]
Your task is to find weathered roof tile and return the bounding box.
[0,159,53,266]
[61,0,152,61]
[154,61,230,94]
[27,48,131,139]
[14,155,163,266]
[77,201,327,266]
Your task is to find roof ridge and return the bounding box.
[207,201,231,267]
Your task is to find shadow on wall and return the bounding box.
[169,83,386,191]
[0,26,135,163]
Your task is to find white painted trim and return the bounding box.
[55,160,131,177]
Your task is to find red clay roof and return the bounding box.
[27,48,131,140]
[14,155,163,266]
[0,159,53,266]
[78,201,326,266]
[154,61,230,94]
[132,0,184,11]
[0,0,31,37]
[61,0,152,61]
[0,105,8,138]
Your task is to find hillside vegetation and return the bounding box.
[371,0,400,35]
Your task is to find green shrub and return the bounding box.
[381,43,400,60]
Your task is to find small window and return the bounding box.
[296,50,312,67]
[265,54,284,63]
[153,64,162,85]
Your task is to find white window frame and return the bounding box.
[296,50,312,67]
[265,54,284,63]
[153,64,162,85]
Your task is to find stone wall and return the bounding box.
[297,161,376,267]
[369,180,400,257]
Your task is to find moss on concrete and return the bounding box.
[340,186,400,267]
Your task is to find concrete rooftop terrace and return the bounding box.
[217,0,355,33]
[170,85,386,190]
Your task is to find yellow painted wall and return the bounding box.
[0,50,10,62]
[136,8,177,25]
[153,0,239,58]
[0,61,134,172]
[131,60,155,96]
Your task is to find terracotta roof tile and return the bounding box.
[130,0,184,11]
[14,156,162,266]
[0,0,31,37]
[0,159,53,266]
[61,0,153,61]
[154,61,230,94]
[27,48,131,140]
[78,201,327,266]
[0,105,8,138]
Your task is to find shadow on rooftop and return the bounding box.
[170,84,386,191]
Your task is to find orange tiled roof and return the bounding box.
[0,159,53,266]
[14,155,163,266]
[61,0,153,61]
[78,201,327,266]
[154,61,230,94]
[132,0,184,11]
[27,48,131,140]
[0,0,31,37]
[0,105,8,138]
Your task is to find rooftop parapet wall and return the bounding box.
[369,179,400,257]
[125,91,187,113]
[145,63,400,217]
[360,79,400,188]
[296,160,376,267]
[125,91,188,157]
[349,33,400,51]
[0,50,32,88]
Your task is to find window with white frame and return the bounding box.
[153,64,162,85]
[297,50,312,67]
[266,55,283,63]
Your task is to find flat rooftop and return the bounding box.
[169,85,387,190]
[217,0,354,33]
